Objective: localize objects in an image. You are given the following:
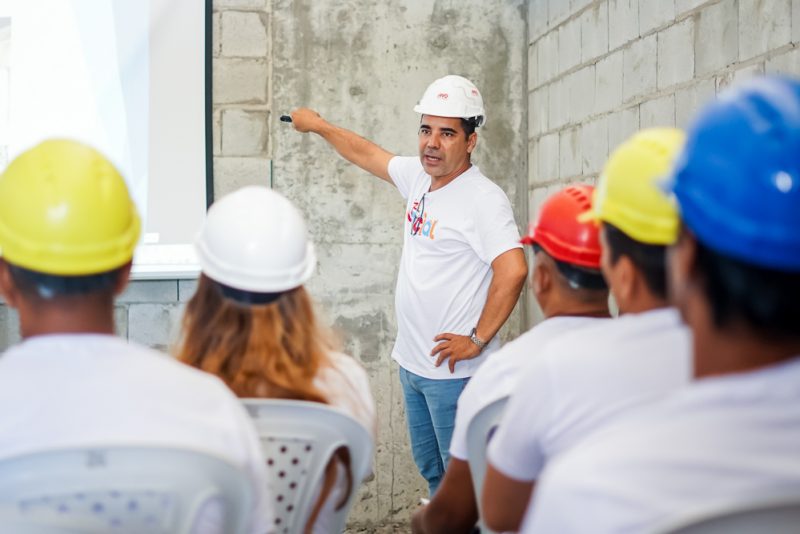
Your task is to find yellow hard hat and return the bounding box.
[579,128,686,245]
[0,139,141,275]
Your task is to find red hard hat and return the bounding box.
[521,185,602,269]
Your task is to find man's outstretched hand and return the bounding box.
[290,108,325,133]
[431,333,482,373]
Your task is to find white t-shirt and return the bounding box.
[388,156,522,380]
[449,316,610,461]
[526,356,800,534]
[0,334,272,534]
[308,351,376,534]
[487,307,692,482]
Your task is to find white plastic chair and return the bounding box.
[242,398,374,534]
[465,395,509,534]
[0,447,252,534]
[658,498,800,534]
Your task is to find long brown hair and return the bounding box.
[177,274,333,402]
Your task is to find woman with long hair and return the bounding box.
[176,185,376,533]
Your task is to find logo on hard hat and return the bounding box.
[437,93,449,100]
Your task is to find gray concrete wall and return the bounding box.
[0,0,527,530]
[525,0,800,319]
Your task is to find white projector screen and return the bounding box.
[0,0,211,279]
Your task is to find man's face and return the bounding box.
[418,115,476,179]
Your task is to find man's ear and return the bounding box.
[668,229,698,310]
[614,255,636,307]
[532,260,551,296]
[113,261,133,296]
[467,132,478,154]
[0,260,20,309]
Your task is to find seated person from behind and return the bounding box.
[176,185,376,534]
[410,185,611,534]
[526,76,800,534]
[482,128,693,532]
[0,140,272,534]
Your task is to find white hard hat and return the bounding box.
[195,185,316,293]
[413,75,486,127]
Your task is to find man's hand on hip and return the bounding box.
[291,108,325,133]
[431,333,482,373]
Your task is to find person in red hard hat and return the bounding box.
[410,185,610,534]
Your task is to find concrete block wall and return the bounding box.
[526,0,800,322]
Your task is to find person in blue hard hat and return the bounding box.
[522,76,800,533]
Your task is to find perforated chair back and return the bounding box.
[0,447,252,534]
[242,399,374,534]
[465,395,509,534]
[659,498,800,534]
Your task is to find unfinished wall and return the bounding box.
[526,0,800,321]
[0,0,527,531]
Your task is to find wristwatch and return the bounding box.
[470,327,488,351]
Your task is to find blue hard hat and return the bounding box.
[668,76,800,272]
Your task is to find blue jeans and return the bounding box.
[399,366,470,496]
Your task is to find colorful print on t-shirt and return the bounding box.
[407,194,438,239]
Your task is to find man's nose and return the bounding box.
[427,133,440,149]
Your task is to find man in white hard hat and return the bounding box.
[290,75,527,495]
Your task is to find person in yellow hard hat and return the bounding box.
[0,139,272,534]
[481,129,693,533]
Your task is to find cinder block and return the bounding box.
[595,50,624,113]
[695,0,738,76]
[572,0,594,11]
[609,0,640,50]
[569,65,596,124]
[221,109,268,156]
[765,47,800,75]
[213,157,271,199]
[640,0,676,34]
[114,306,128,339]
[212,110,222,156]
[548,77,569,130]
[560,127,583,178]
[581,3,610,62]
[794,0,800,43]
[221,11,268,58]
[559,18,582,74]
[0,305,20,351]
[549,0,572,26]
[608,106,640,151]
[580,116,609,175]
[716,63,766,93]
[739,0,792,61]
[657,18,694,89]
[536,31,559,87]
[537,132,560,184]
[528,138,538,186]
[675,79,716,127]
[529,0,549,43]
[212,12,221,57]
[528,86,549,137]
[178,279,199,302]
[118,280,179,303]
[640,93,676,128]
[623,34,658,102]
[127,304,184,352]
[676,0,709,14]
[214,0,266,8]
[212,58,268,104]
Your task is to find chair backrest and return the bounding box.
[242,398,374,534]
[659,498,800,534]
[0,447,252,534]
[465,395,509,534]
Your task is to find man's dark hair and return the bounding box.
[694,240,800,339]
[532,244,607,294]
[8,263,124,300]
[603,223,668,300]
[460,117,481,138]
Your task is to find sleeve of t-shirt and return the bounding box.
[387,156,423,200]
[468,184,522,264]
[486,355,557,481]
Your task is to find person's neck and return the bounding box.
[429,160,472,192]
[19,294,117,339]
[693,320,800,379]
[617,294,670,315]
[543,300,611,320]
